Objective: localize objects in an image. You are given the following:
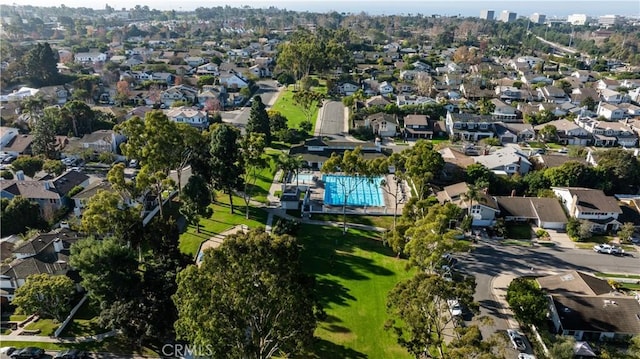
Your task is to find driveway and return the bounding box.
[315,100,347,136]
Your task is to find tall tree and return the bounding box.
[209,124,243,214]
[404,140,445,199]
[81,190,140,242]
[505,277,548,326]
[0,196,48,236]
[42,159,65,176]
[240,133,267,219]
[116,111,185,218]
[371,153,407,231]
[70,237,139,304]
[24,42,59,86]
[180,175,213,233]
[386,272,476,359]
[292,90,324,124]
[31,107,59,159]
[246,96,271,144]
[277,153,304,187]
[173,229,319,359]
[10,156,44,178]
[321,147,376,234]
[13,273,75,322]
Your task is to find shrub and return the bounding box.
[272,218,301,236]
[535,229,549,239]
[0,170,13,179]
[349,126,375,141]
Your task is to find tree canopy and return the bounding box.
[173,229,319,359]
[13,273,75,322]
[209,123,244,213]
[0,196,47,236]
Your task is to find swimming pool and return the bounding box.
[295,173,315,184]
[323,175,385,207]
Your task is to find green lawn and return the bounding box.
[310,213,395,229]
[298,225,413,359]
[24,318,58,336]
[59,299,105,337]
[249,148,282,204]
[9,314,28,321]
[270,84,324,133]
[595,273,640,280]
[178,195,269,257]
[505,224,532,239]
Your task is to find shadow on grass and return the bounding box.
[315,278,356,307]
[304,338,368,359]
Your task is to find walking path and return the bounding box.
[0,330,118,343]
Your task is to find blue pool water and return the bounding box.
[323,175,385,207]
[295,173,315,183]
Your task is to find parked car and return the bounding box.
[129,159,139,168]
[54,349,88,359]
[518,354,536,359]
[2,155,17,164]
[10,347,44,359]
[593,244,624,255]
[447,299,463,316]
[0,347,16,355]
[507,329,527,351]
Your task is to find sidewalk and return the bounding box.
[0,330,117,343]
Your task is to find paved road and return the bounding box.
[456,237,639,348]
[220,80,281,131]
[316,100,347,136]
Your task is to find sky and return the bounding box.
[1,0,639,18]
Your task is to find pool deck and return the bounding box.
[289,171,409,216]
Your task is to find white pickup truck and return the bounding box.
[593,244,624,255]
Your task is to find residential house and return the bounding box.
[490,99,518,121]
[396,82,414,94]
[0,87,39,102]
[596,103,625,120]
[197,85,227,109]
[539,271,640,341]
[161,85,198,107]
[288,137,385,170]
[184,56,205,67]
[552,187,622,232]
[0,180,62,220]
[494,122,535,143]
[50,170,90,207]
[473,146,532,176]
[71,180,137,217]
[218,71,249,89]
[378,81,394,96]
[435,182,500,226]
[596,79,621,91]
[364,112,398,138]
[338,82,360,96]
[571,70,596,83]
[445,112,495,142]
[534,119,591,146]
[459,84,496,101]
[248,64,270,78]
[571,87,599,106]
[196,63,220,76]
[0,228,84,302]
[396,95,436,107]
[2,134,33,157]
[619,103,640,118]
[0,127,20,147]
[496,196,567,229]
[66,130,126,156]
[538,86,568,103]
[403,115,444,139]
[38,86,69,105]
[576,117,637,147]
[365,95,391,108]
[164,107,209,129]
[521,74,553,86]
[74,52,107,63]
[599,88,626,104]
[444,73,462,86]
[495,86,524,101]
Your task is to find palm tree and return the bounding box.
[278,154,304,187]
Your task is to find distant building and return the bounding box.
[530,13,546,24]
[567,14,589,25]
[598,15,621,28]
[499,10,517,23]
[480,9,494,20]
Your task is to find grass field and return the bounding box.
[270,83,326,133]
[177,195,269,256]
[505,224,532,239]
[297,225,413,359]
[59,299,105,337]
[23,318,58,336]
[249,148,282,204]
[310,213,395,229]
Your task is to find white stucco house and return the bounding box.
[552,187,622,232]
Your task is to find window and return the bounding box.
[479,123,488,130]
